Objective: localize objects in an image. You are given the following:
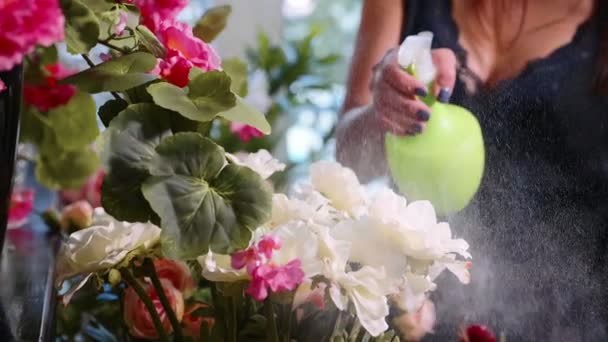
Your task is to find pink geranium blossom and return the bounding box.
[24,63,77,112]
[0,78,5,93]
[135,0,188,32]
[0,0,64,71]
[230,123,265,143]
[8,189,34,229]
[154,259,195,296]
[231,235,306,301]
[114,11,128,36]
[150,20,221,87]
[245,260,305,301]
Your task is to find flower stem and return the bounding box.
[143,258,184,341]
[98,40,131,54]
[265,300,280,342]
[120,268,170,342]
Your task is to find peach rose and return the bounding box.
[154,259,195,297]
[124,278,185,339]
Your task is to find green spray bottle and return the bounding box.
[385,32,485,215]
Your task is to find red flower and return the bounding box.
[8,189,34,229]
[0,0,64,71]
[0,78,6,93]
[154,259,195,297]
[182,303,214,341]
[230,123,265,143]
[23,63,76,112]
[124,278,185,339]
[459,324,497,342]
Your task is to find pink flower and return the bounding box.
[155,50,192,87]
[60,200,93,231]
[230,123,265,143]
[150,19,221,86]
[0,78,5,93]
[99,52,113,62]
[0,0,64,71]
[257,235,282,259]
[154,259,195,297]
[124,278,185,339]
[231,247,262,274]
[245,260,305,301]
[59,169,104,208]
[24,63,77,112]
[135,0,188,32]
[8,189,34,228]
[182,303,214,340]
[114,11,128,36]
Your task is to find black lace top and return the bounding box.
[400,1,608,340]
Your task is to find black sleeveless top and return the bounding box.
[400,1,608,340]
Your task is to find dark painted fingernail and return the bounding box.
[438,88,451,103]
[413,123,423,133]
[416,110,430,121]
[415,88,428,97]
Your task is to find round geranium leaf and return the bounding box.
[148,71,236,122]
[141,133,272,258]
[61,52,157,93]
[61,0,101,54]
[100,103,174,222]
[47,91,99,149]
[36,147,100,190]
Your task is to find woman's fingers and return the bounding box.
[375,93,431,135]
[431,48,458,103]
[382,63,429,97]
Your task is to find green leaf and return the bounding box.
[98,98,129,127]
[148,71,236,122]
[193,5,232,43]
[141,133,272,258]
[36,147,100,190]
[125,80,157,103]
[36,45,59,65]
[47,91,99,149]
[222,58,248,97]
[61,52,157,93]
[217,97,271,134]
[100,103,173,222]
[19,107,48,145]
[61,0,101,54]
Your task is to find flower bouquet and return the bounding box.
[1,0,475,340]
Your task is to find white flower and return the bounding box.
[244,70,273,113]
[398,31,436,85]
[309,161,367,217]
[227,149,286,180]
[269,192,336,228]
[393,273,437,313]
[198,251,248,282]
[329,266,394,337]
[270,221,324,277]
[57,216,161,282]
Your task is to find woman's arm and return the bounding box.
[336,0,404,182]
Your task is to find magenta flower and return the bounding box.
[24,63,77,112]
[231,247,262,274]
[148,19,221,87]
[8,189,34,229]
[135,0,188,32]
[459,324,497,342]
[245,260,305,301]
[230,123,265,143]
[258,235,282,259]
[0,0,65,71]
[0,78,5,93]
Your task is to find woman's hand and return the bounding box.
[371,47,458,135]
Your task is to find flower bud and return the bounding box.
[60,201,93,232]
[108,269,122,286]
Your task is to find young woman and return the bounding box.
[336,0,608,340]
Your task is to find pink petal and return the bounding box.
[0,78,5,93]
[257,235,282,259]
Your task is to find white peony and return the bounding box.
[227,149,286,180]
[309,161,368,217]
[57,211,161,283]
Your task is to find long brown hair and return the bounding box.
[472,0,607,95]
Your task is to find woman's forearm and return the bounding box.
[335,105,388,182]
